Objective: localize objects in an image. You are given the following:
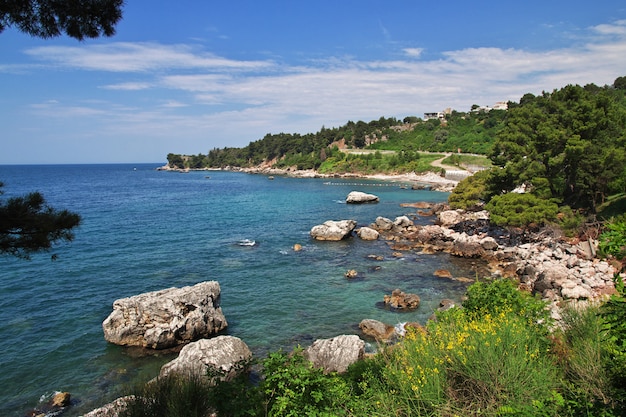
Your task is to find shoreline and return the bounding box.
[156,164,460,191]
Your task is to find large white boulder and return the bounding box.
[159,336,252,383]
[102,281,228,349]
[304,335,365,373]
[310,220,357,241]
[346,191,379,204]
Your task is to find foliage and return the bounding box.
[556,304,615,415]
[0,0,124,40]
[461,278,552,329]
[489,82,626,211]
[448,169,490,210]
[598,219,626,261]
[260,348,358,416]
[122,372,215,417]
[485,192,559,227]
[377,307,560,416]
[600,274,626,389]
[0,182,82,259]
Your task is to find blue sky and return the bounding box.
[1,1,626,164]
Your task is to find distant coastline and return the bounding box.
[156,163,459,192]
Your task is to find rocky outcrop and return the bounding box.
[357,226,379,240]
[304,335,365,373]
[159,336,252,384]
[359,319,397,343]
[102,281,228,349]
[383,289,421,310]
[310,220,357,241]
[82,396,134,417]
[370,208,618,322]
[346,191,379,204]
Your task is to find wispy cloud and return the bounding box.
[25,42,274,72]
[15,19,626,157]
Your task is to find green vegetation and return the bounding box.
[0,182,82,259]
[120,276,626,417]
[166,110,506,173]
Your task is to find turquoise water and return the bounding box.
[0,164,475,416]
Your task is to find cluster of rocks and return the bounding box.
[86,280,368,416]
[368,208,619,314]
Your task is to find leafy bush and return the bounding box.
[261,348,357,416]
[448,169,490,210]
[598,219,626,261]
[462,278,552,329]
[485,192,559,227]
[377,307,561,416]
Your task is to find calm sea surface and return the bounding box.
[0,164,477,416]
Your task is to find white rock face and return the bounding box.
[357,226,380,240]
[346,191,379,204]
[304,335,365,373]
[102,281,228,349]
[310,220,357,241]
[159,336,252,383]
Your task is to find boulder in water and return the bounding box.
[346,191,379,204]
[310,220,357,241]
[102,281,228,349]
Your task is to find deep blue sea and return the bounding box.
[0,164,477,416]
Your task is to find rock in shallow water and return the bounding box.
[102,281,228,349]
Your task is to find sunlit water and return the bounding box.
[0,164,477,416]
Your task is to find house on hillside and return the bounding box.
[423,107,452,121]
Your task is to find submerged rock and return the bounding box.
[383,289,421,311]
[102,281,228,349]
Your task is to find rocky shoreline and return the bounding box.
[80,186,620,417]
[156,164,459,192]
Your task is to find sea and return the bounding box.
[0,163,479,416]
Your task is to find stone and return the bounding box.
[160,336,252,383]
[51,392,71,407]
[293,243,303,251]
[344,269,358,279]
[357,226,379,240]
[373,216,394,231]
[304,335,365,373]
[561,285,592,300]
[434,269,453,278]
[310,219,357,241]
[480,237,499,251]
[82,396,134,417]
[438,210,463,227]
[383,288,421,310]
[393,216,414,229]
[102,281,228,349]
[346,191,379,204]
[359,319,397,343]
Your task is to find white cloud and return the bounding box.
[13,20,626,161]
[24,42,274,72]
[403,48,424,58]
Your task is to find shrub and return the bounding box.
[378,307,561,416]
[260,348,356,416]
[462,278,552,330]
[448,169,490,211]
[485,192,559,227]
[598,219,626,262]
[121,372,214,417]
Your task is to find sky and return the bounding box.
[1,1,626,164]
